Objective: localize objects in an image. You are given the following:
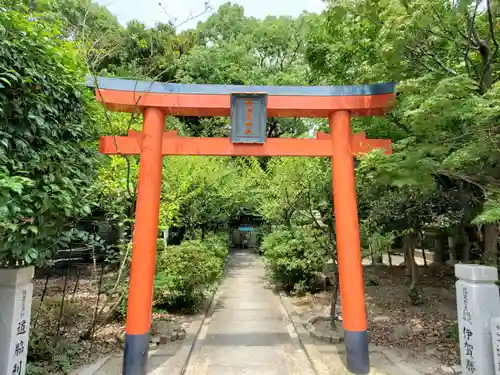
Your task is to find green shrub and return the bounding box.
[408,284,425,305]
[255,224,271,253]
[154,239,225,312]
[157,238,166,250]
[445,320,459,341]
[28,328,80,374]
[115,235,228,318]
[28,329,57,362]
[202,233,229,260]
[0,5,99,267]
[261,228,327,294]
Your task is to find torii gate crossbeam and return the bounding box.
[90,77,396,375]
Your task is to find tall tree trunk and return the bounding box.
[484,223,498,266]
[404,234,418,284]
[434,230,448,265]
[465,225,482,256]
[448,236,456,265]
[403,235,411,276]
[370,245,382,266]
[410,246,418,286]
[388,251,392,266]
[330,267,340,328]
[405,233,423,304]
[418,230,428,267]
[460,225,471,262]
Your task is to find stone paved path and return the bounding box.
[184,248,317,375]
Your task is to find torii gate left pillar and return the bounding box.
[91,77,396,375]
[120,107,164,373]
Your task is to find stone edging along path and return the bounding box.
[276,291,462,375]
[276,291,342,375]
[162,253,232,375]
[305,316,344,344]
[71,254,231,375]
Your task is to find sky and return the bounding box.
[96,0,326,30]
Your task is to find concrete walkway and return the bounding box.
[73,248,436,375]
[184,248,316,375]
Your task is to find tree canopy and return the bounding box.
[1,0,500,276]
[4,4,500,372]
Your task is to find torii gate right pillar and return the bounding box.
[330,110,369,374]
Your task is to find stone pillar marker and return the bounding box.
[0,267,34,375]
[456,263,500,375]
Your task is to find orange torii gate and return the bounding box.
[90,77,395,375]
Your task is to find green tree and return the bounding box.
[307,0,500,269]
[175,4,318,137]
[159,156,264,239]
[0,4,99,266]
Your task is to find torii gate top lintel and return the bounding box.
[90,75,396,375]
[89,76,396,117]
[90,76,396,157]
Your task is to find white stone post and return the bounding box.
[0,267,34,375]
[456,264,500,375]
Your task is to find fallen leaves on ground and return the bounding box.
[29,263,191,375]
[291,264,460,366]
